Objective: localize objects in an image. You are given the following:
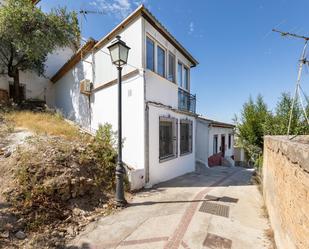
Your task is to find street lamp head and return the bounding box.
[107,35,130,67]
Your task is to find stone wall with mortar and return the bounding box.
[263,136,309,249]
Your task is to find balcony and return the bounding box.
[178,88,196,113]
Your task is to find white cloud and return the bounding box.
[189,21,194,34]
[90,0,147,19]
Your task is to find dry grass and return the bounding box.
[4,111,81,140]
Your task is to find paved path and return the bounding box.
[69,167,272,249]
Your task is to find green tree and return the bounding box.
[264,92,309,135]
[0,0,79,103]
[236,93,309,166]
[235,95,270,163]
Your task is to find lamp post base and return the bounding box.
[115,162,127,207]
[115,198,128,207]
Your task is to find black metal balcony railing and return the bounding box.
[178,88,196,113]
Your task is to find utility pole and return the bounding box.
[272,29,309,136]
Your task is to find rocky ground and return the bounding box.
[0,111,128,248]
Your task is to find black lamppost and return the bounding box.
[108,35,130,207]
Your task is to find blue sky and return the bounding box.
[39,0,309,123]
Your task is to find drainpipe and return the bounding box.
[143,69,150,185]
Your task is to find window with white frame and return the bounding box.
[180,119,193,155]
[157,45,165,77]
[168,52,175,82]
[146,37,155,71]
[159,116,177,160]
[177,62,183,87]
[183,66,189,90]
[177,61,190,90]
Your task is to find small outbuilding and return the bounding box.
[196,116,235,167]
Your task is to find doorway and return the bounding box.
[220,135,225,157]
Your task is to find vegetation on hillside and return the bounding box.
[0,110,128,249]
[235,92,309,166]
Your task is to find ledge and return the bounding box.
[264,135,309,172]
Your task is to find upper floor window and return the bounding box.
[157,45,165,77]
[168,52,175,82]
[178,62,189,91]
[146,37,154,71]
[177,62,183,87]
[184,67,189,90]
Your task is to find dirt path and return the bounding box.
[69,167,273,249]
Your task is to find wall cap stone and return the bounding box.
[264,135,309,172]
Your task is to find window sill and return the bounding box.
[159,154,177,163]
[180,151,192,157]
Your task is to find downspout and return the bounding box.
[144,72,150,184]
[142,16,150,185]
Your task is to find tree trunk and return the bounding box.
[12,69,20,104]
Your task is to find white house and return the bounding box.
[196,116,235,167]
[49,5,199,189]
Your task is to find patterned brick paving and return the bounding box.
[163,169,241,249]
[120,236,169,246]
[81,169,241,249]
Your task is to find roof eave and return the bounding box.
[141,6,198,67]
[94,5,198,67]
[50,39,97,83]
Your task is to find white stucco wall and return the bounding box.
[196,119,210,166]
[208,127,234,158]
[145,70,178,108]
[45,47,75,78]
[52,16,145,189]
[91,73,145,171]
[93,16,143,87]
[148,104,196,186]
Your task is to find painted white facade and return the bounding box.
[208,126,234,157]
[196,117,235,167]
[50,7,198,189]
[195,118,210,166]
[147,104,196,185]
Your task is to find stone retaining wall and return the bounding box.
[263,136,309,249]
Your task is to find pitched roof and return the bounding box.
[51,5,198,83]
[198,116,235,129]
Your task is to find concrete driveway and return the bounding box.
[69,166,272,249]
